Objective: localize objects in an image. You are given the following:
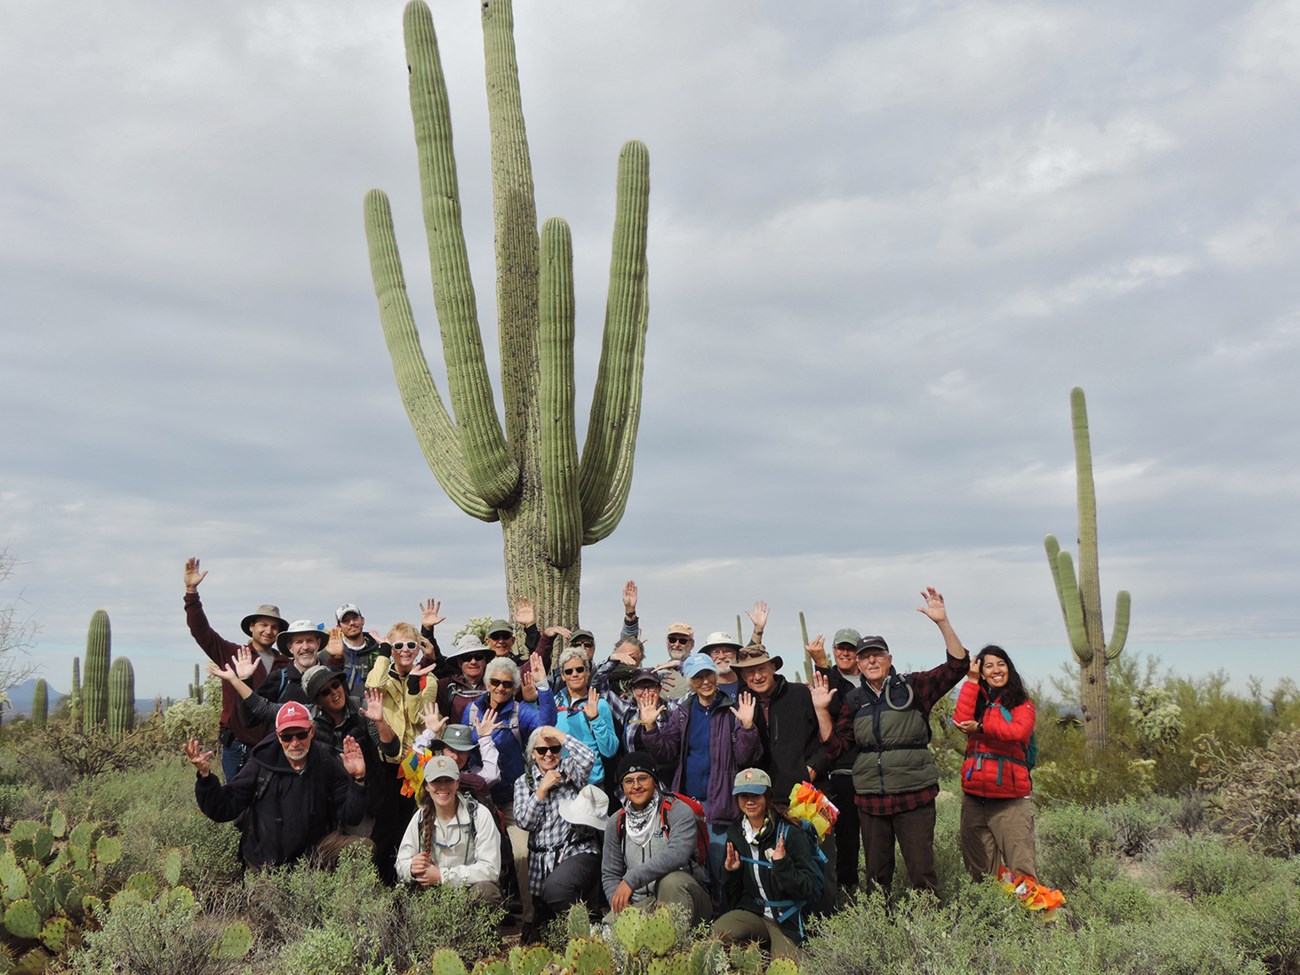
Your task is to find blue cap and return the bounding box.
[682,653,718,679]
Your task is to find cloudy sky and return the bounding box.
[5,0,1298,701]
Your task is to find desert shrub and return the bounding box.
[162,696,220,745]
[1067,874,1165,925]
[1103,795,1179,857]
[1198,727,1300,857]
[67,897,245,975]
[1037,804,1117,887]
[1070,906,1268,975]
[1209,881,1300,975]
[1154,836,1259,899]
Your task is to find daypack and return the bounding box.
[617,793,710,881]
[974,698,1037,772]
[234,765,275,835]
[422,794,507,884]
[736,819,827,939]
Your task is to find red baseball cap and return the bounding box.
[276,701,313,734]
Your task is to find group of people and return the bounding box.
[182,559,1039,959]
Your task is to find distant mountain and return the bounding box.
[2,677,152,720]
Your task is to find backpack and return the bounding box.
[976,698,1038,772]
[423,794,507,884]
[617,793,710,883]
[233,765,275,834]
[736,819,827,939]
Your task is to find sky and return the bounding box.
[4,0,1299,701]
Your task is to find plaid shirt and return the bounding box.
[827,654,968,817]
[512,737,599,895]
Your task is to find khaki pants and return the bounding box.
[604,871,712,927]
[960,794,1037,879]
[713,909,801,961]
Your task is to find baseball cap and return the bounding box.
[832,627,862,648]
[486,619,514,638]
[275,701,313,734]
[423,755,460,782]
[856,635,891,657]
[336,603,362,622]
[733,768,772,795]
[682,653,718,679]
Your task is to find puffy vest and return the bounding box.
[849,675,938,796]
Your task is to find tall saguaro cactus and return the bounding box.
[69,657,81,731]
[31,679,48,729]
[83,610,111,729]
[1045,387,1131,752]
[364,0,650,626]
[108,658,136,736]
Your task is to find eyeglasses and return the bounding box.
[533,744,563,756]
[738,648,767,660]
[563,666,587,676]
[667,635,691,645]
[391,641,419,651]
[834,644,858,653]
[489,678,515,689]
[278,729,311,743]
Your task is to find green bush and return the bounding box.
[1209,881,1300,975]
[1155,837,1258,899]
[1067,874,1165,926]
[1103,795,1179,857]
[1199,727,1300,857]
[1036,805,1117,887]
[67,897,244,975]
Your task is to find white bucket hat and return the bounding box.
[558,784,610,832]
[275,620,327,654]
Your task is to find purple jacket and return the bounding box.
[642,690,761,826]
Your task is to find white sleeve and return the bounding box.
[477,736,501,788]
[394,808,423,882]
[440,802,501,886]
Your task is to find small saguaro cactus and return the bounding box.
[364,0,651,629]
[188,663,204,704]
[108,658,135,736]
[69,656,81,731]
[1045,386,1131,753]
[31,679,48,729]
[83,610,111,728]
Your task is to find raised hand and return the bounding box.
[421,700,447,738]
[810,672,837,712]
[731,690,756,729]
[232,645,258,681]
[967,656,981,681]
[513,597,536,628]
[183,739,214,777]
[325,627,344,660]
[364,689,387,724]
[623,579,638,615]
[724,842,741,872]
[544,625,572,640]
[584,686,601,720]
[529,651,547,686]
[772,831,787,860]
[207,661,244,687]
[474,708,501,740]
[746,599,770,632]
[341,736,366,779]
[410,654,438,679]
[917,586,947,624]
[805,634,828,669]
[183,557,207,592]
[419,598,446,630]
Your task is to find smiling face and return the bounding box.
[689,670,718,704]
[315,678,347,714]
[486,631,515,658]
[858,650,892,688]
[458,652,487,683]
[709,644,736,677]
[248,617,281,650]
[533,741,562,773]
[487,670,516,707]
[736,791,768,826]
[981,654,1009,688]
[278,724,314,768]
[622,770,656,809]
[386,626,421,675]
[562,658,590,696]
[289,633,324,671]
[742,661,776,697]
[340,611,365,641]
[427,776,458,812]
[666,632,694,662]
[833,642,859,675]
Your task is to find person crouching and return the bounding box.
[602,752,712,925]
[395,755,503,906]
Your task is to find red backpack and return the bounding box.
[617,793,710,871]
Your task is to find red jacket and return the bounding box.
[953,681,1035,800]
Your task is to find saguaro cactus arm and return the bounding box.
[1107,590,1131,660]
[1044,536,1090,664]
[539,218,582,567]
[579,141,651,539]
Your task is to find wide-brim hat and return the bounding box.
[730,645,783,671]
[276,620,328,654]
[447,633,491,660]
[432,725,476,752]
[558,784,610,831]
[700,631,742,654]
[302,664,343,701]
[241,604,288,636]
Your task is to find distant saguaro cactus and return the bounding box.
[1045,387,1131,752]
[363,0,651,628]
[31,678,48,729]
[108,658,135,736]
[83,610,111,728]
[69,656,81,731]
[188,663,204,704]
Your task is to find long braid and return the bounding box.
[419,790,437,857]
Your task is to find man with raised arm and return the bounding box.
[813,587,969,896]
[183,557,289,781]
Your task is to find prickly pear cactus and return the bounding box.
[613,907,646,953]
[470,960,512,975]
[511,945,557,975]
[211,921,253,961]
[730,943,764,975]
[688,940,725,975]
[39,916,74,954]
[3,899,41,940]
[765,959,800,975]
[648,957,690,975]
[641,910,675,956]
[569,939,615,975]
[566,901,591,939]
[430,949,470,975]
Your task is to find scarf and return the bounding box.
[624,788,662,847]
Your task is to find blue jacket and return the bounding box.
[468,686,557,806]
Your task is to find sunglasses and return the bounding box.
[315,680,344,697]
[488,633,515,641]
[278,729,311,743]
[391,641,420,651]
[461,653,489,663]
[738,648,767,660]
[667,635,692,645]
[489,678,516,689]
[533,744,563,756]
[562,666,587,676]
[573,640,595,649]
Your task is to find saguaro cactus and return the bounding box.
[68,657,82,731]
[188,663,204,704]
[1045,387,1131,752]
[83,610,111,728]
[31,679,48,729]
[108,658,135,736]
[364,0,650,627]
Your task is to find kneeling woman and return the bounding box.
[394,755,503,906]
[952,645,1037,880]
[715,768,822,961]
[512,726,605,923]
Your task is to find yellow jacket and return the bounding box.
[365,657,438,761]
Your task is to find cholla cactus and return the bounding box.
[1134,685,1183,754]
